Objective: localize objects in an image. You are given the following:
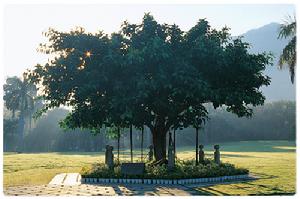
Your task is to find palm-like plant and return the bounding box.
[278,15,296,84]
[3,75,37,150]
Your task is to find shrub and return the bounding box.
[80,158,249,179]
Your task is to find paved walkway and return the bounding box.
[4,173,255,196]
[4,184,199,196]
[49,173,81,186]
[4,173,199,196]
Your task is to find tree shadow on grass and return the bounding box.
[192,176,295,196]
[249,192,295,196]
[250,172,278,180]
[221,154,259,158]
[242,181,295,196]
[194,187,228,195]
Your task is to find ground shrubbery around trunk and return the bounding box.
[80,159,248,179]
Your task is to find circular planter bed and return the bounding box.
[81,174,252,185]
[80,159,249,184]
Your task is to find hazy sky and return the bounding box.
[4,4,295,78]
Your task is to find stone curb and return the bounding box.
[81,174,252,185]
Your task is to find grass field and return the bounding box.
[3,140,296,195]
[176,141,296,195]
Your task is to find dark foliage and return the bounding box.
[80,159,248,179]
[26,14,272,160]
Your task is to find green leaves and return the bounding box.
[4,76,37,119]
[27,13,272,134]
[278,15,296,83]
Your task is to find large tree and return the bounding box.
[27,14,272,161]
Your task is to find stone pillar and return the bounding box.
[106,145,114,169]
[199,144,205,164]
[148,145,154,161]
[214,145,220,164]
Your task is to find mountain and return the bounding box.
[240,22,295,101]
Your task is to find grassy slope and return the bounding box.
[3,140,296,195]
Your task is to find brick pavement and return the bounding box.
[4,184,198,196]
[3,173,254,196]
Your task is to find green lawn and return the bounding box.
[176,140,296,195]
[3,140,296,195]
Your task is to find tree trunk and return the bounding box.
[168,131,172,146]
[196,127,199,165]
[18,114,25,152]
[151,127,168,161]
[141,126,144,161]
[173,129,176,157]
[29,111,32,130]
[130,125,133,162]
[117,127,120,164]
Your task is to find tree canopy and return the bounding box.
[4,76,37,119]
[27,13,272,161]
[278,15,296,84]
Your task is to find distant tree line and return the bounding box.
[3,101,295,152]
[177,101,295,146]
